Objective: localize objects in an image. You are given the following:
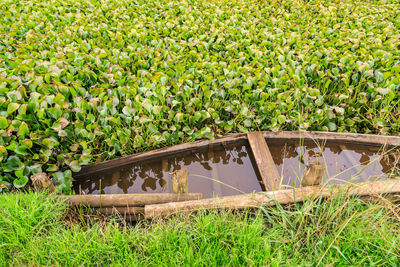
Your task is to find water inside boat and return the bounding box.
[73,140,400,197]
[74,143,263,198]
[269,141,399,189]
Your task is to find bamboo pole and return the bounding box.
[62,193,202,207]
[144,179,400,218]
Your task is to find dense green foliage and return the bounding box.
[0,0,399,190]
[1,191,399,265]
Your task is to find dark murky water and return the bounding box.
[269,141,399,188]
[73,140,400,196]
[73,144,263,198]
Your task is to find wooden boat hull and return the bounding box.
[70,131,400,219]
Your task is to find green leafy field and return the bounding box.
[1,191,399,265]
[0,0,399,190]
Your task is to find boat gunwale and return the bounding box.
[75,131,400,177]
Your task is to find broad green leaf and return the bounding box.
[5,156,24,172]
[13,176,29,188]
[0,116,8,129]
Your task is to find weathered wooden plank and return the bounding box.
[144,179,400,218]
[62,193,202,207]
[263,131,400,147]
[247,132,281,191]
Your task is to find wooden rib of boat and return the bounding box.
[67,131,400,219]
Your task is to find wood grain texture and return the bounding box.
[144,179,400,218]
[263,131,400,147]
[247,132,280,191]
[62,193,202,207]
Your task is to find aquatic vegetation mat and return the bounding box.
[0,0,399,190]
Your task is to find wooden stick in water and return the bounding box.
[161,159,169,192]
[208,150,222,197]
[110,171,120,194]
[144,179,400,218]
[171,168,189,194]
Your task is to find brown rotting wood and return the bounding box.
[247,132,281,191]
[144,179,400,218]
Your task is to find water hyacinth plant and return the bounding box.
[0,0,399,191]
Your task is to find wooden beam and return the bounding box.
[62,193,202,207]
[144,179,400,218]
[262,131,400,147]
[247,132,281,191]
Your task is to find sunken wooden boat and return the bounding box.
[67,131,400,219]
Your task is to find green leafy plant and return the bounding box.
[0,0,399,192]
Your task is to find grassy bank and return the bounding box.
[1,191,399,265]
[1,0,399,190]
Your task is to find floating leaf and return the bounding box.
[68,160,81,172]
[0,116,8,129]
[17,122,29,137]
[4,156,24,172]
[13,176,29,188]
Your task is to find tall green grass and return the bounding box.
[1,191,399,266]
